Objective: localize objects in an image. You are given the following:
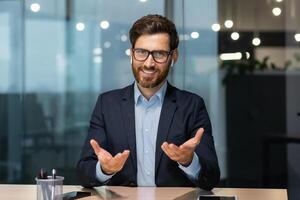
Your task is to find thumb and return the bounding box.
[193,128,204,145]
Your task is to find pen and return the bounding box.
[38,168,50,200]
[51,169,56,200]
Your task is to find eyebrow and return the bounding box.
[135,48,171,52]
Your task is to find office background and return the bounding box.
[0,0,299,199]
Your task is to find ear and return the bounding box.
[130,48,133,64]
[170,48,178,67]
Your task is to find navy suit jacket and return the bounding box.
[77,82,220,190]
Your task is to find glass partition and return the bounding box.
[0,0,221,185]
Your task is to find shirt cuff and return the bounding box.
[95,161,113,182]
[178,153,201,181]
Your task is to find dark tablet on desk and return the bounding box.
[198,195,237,200]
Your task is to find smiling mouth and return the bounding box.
[140,68,157,75]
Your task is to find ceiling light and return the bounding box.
[295,33,300,42]
[125,49,131,56]
[100,20,110,29]
[252,37,261,46]
[224,20,234,28]
[30,3,40,12]
[246,52,250,59]
[272,7,282,16]
[231,32,240,40]
[93,48,102,55]
[104,41,111,48]
[76,22,85,31]
[211,23,221,32]
[120,34,128,42]
[220,52,242,61]
[139,0,147,2]
[276,0,283,2]
[190,32,199,39]
[93,56,102,64]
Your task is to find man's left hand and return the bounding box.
[161,128,204,166]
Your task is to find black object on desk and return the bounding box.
[61,191,91,200]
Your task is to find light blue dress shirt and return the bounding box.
[95,81,201,185]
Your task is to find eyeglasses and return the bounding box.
[132,48,173,63]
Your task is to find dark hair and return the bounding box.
[129,14,179,50]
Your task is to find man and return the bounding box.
[77,14,220,190]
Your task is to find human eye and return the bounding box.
[153,51,168,59]
[135,49,148,56]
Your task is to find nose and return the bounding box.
[143,53,155,67]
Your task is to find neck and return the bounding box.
[137,81,166,100]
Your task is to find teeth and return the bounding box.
[142,69,155,74]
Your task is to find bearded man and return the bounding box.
[77,14,220,190]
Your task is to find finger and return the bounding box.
[117,150,130,168]
[90,139,102,154]
[193,128,204,145]
[181,128,205,148]
[90,139,112,160]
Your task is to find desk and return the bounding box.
[0,184,287,200]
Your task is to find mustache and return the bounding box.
[139,65,156,71]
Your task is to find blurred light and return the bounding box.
[30,3,40,12]
[121,34,128,42]
[93,48,102,55]
[276,0,283,2]
[104,41,111,48]
[76,22,85,31]
[295,33,300,42]
[100,20,110,29]
[190,32,200,39]
[252,37,261,46]
[231,32,240,40]
[94,56,102,64]
[272,7,282,16]
[220,52,242,60]
[224,20,234,28]
[184,34,190,40]
[140,0,147,2]
[211,23,221,32]
[179,34,184,41]
[246,52,250,59]
[125,49,131,56]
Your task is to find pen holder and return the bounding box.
[36,176,64,200]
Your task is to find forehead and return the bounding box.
[134,33,170,51]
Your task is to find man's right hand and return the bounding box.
[90,139,130,175]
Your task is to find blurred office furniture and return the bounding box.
[263,135,300,186]
[226,72,300,189]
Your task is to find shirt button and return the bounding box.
[145,150,149,154]
[145,129,149,132]
[146,170,151,175]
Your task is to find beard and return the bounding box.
[132,64,170,89]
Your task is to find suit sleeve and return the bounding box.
[191,96,220,190]
[76,95,109,188]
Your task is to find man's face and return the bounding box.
[131,33,176,89]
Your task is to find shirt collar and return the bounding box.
[134,81,167,105]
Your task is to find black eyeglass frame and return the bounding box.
[132,48,174,63]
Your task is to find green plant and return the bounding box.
[220,56,291,85]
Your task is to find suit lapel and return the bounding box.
[155,83,177,174]
[120,84,137,173]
